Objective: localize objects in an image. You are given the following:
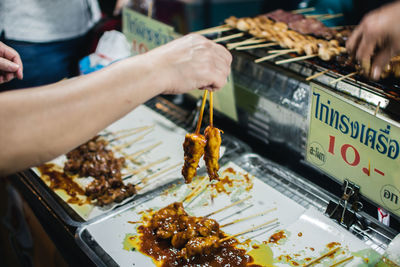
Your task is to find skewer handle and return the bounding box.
[306,70,329,81]
[275,54,317,65]
[303,247,340,267]
[209,91,213,127]
[205,195,252,217]
[195,90,209,134]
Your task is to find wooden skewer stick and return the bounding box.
[306,70,329,81]
[374,101,381,116]
[213,32,244,43]
[228,38,267,50]
[235,42,278,50]
[329,256,354,267]
[291,7,315,14]
[111,125,154,142]
[268,48,297,54]
[125,141,162,161]
[196,90,209,135]
[147,0,153,17]
[112,131,152,151]
[254,51,293,63]
[221,207,277,228]
[125,157,170,176]
[205,196,252,217]
[303,247,341,267]
[305,14,330,18]
[183,176,209,202]
[275,54,317,65]
[140,162,182,185]
[107,125,153,137]
[319,13,344,20]
[219,218,279,243]
[194,25,231,35]
[329,72,357,84]
[209,91,213,127]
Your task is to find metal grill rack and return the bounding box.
[236,154,396,254]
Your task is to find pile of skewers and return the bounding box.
[39,125,182,207]
[182,90,223,183]
[199,8,400,83]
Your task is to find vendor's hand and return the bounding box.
[147,34,232,95]
[113,0,129,16]
[0,42,23,84]
[346,1,400,80]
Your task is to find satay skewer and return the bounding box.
[329,256,354,267]
[139,162,182,185]
[306,69,329,81]
[227,38,267,50]
[205,195,252,217]
[221,207,277,227]
[194,25,232,35]
[235,42,278,50]
[275,54,317,65]
[291,7,315,14]
[196,90,209,134]
[254,50,294,63]
[105,125,153,137]
[182,176,209,202]
[209,91,214,127]
[329,71,357,84]
[303,247,341,267]
[112,130,152,151]
[319,13,344,20]
[125,141,162,161]
[123,156,170,177]
[219,218,279,243]
[268,48,297,53]
[108,125,154,142]
[213,32,244,43]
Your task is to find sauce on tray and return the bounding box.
[136,225,261,267]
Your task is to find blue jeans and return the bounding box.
[0,35,89,91]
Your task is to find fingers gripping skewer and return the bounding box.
[205,196,252,217]
[303,247,340,267]
[219,218,279,243]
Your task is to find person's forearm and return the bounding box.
[0,54,161,175]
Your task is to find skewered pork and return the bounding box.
[204,126,223,181]
[181,133,207,183]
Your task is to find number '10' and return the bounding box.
[328,135,360,166]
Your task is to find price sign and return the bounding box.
[122,8,175,54]
[307,84,400,216]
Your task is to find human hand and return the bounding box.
[346,1,400,80]
[113,0,129,16]
[0,42,23,84]
[146,34,232,95]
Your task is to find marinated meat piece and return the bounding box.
[180,236,220,259]
[204,126,223,181]
[181,133,207,183]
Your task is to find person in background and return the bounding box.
[0,33,232,176]
[346,0,400,80]
[0,0,101,90]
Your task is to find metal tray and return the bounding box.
[19,98,251,228]
[75,153,394,266]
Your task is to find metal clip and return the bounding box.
[325,180,362,228]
